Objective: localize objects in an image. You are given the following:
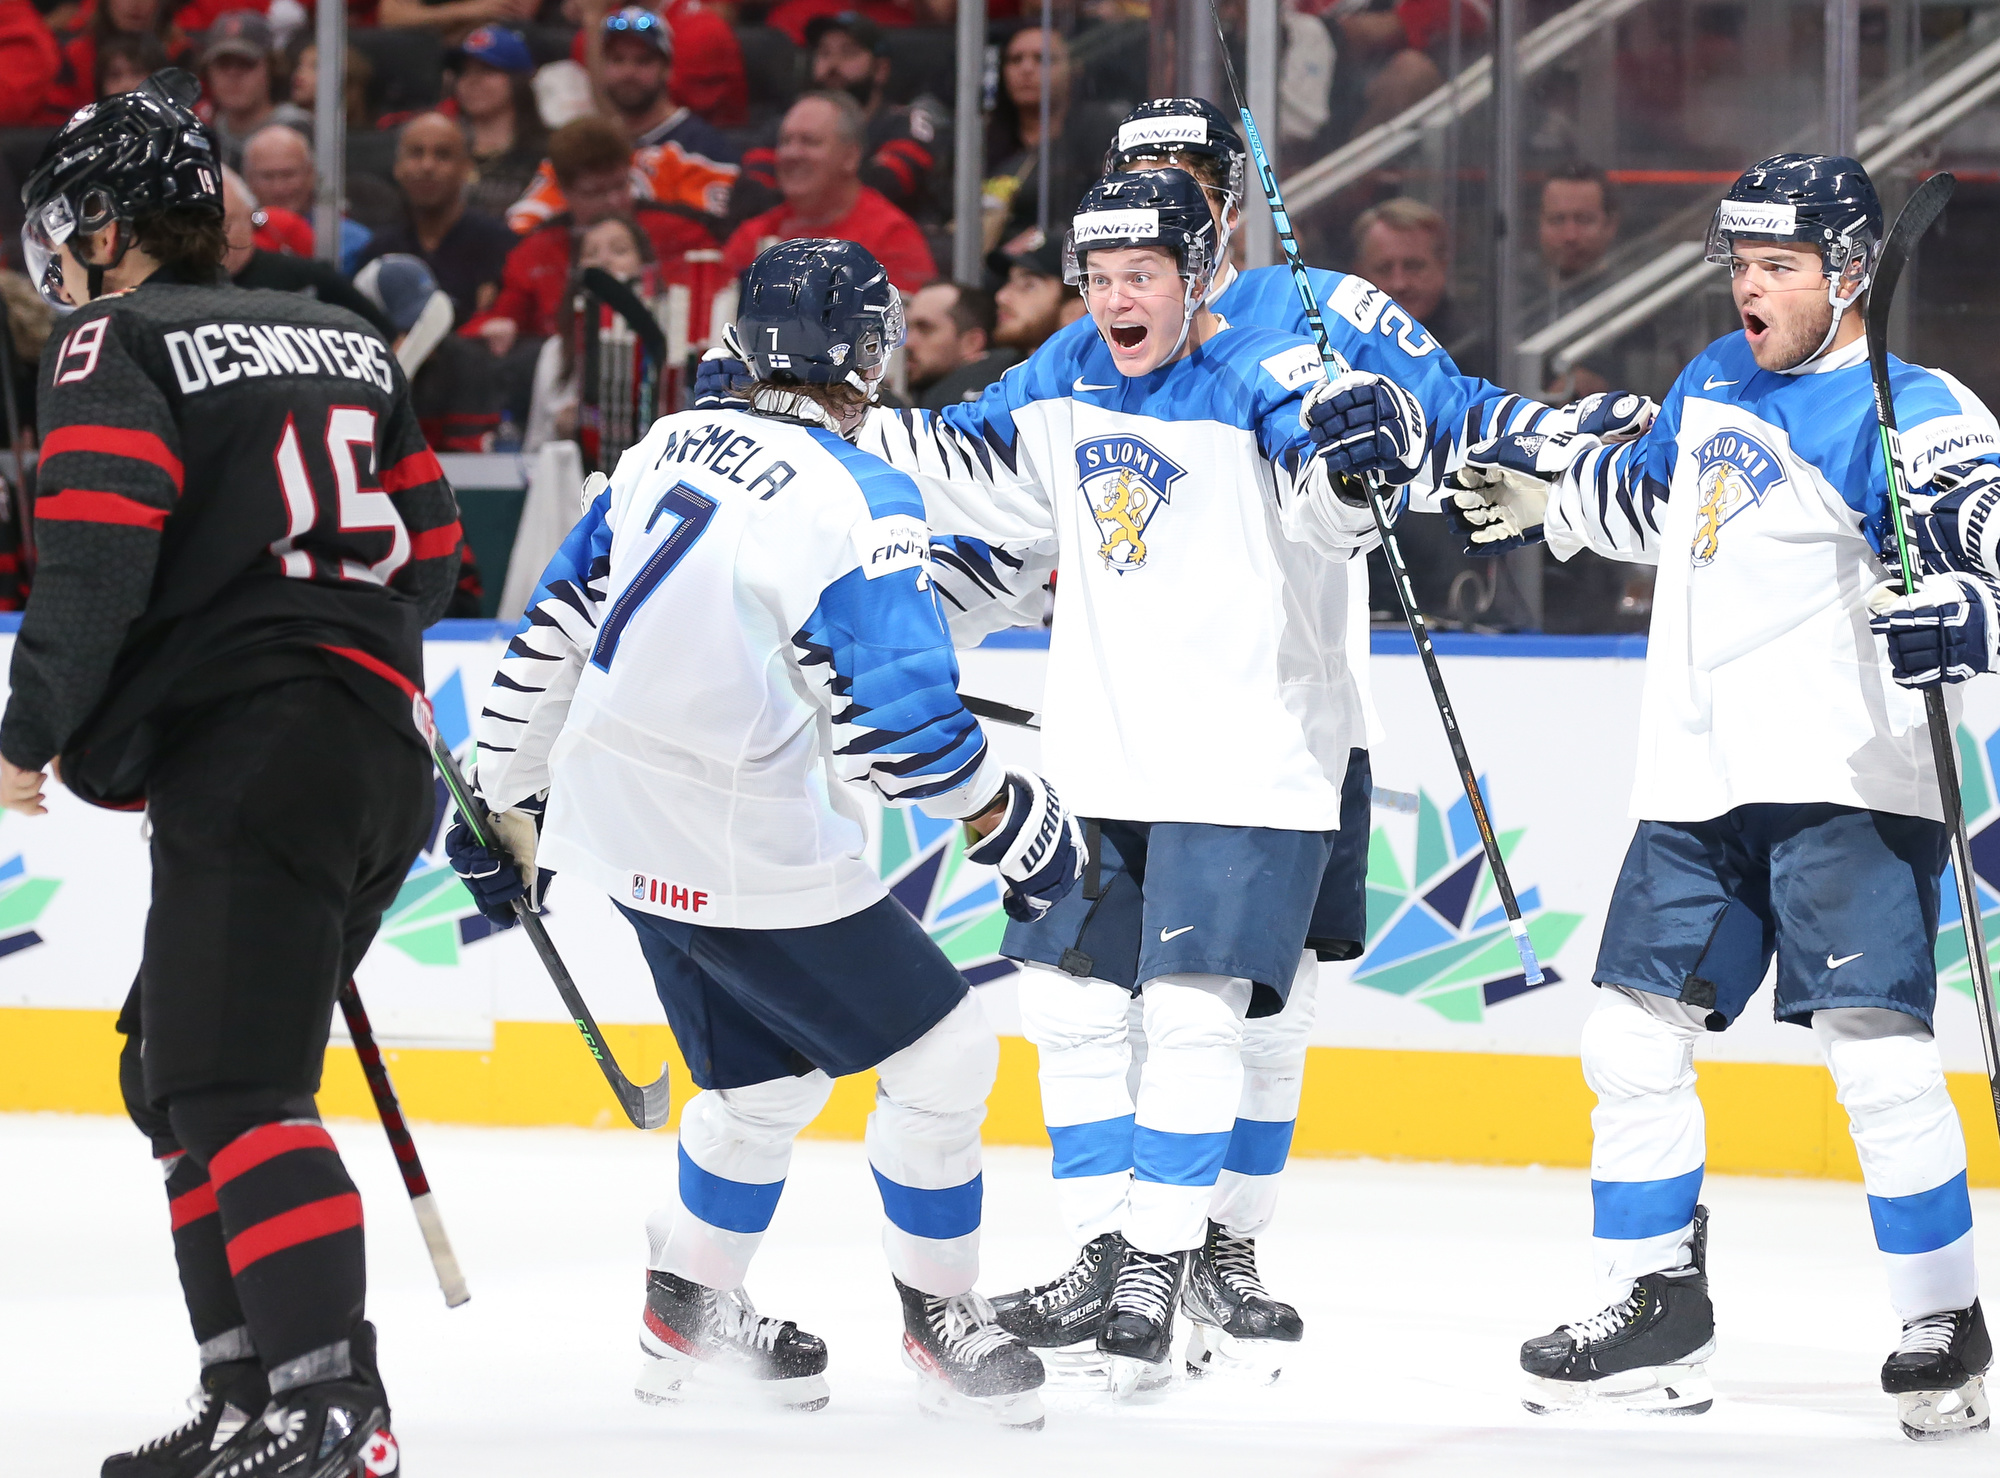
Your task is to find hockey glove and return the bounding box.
[1908,463,2000,581]
[964,769,1087,922]
[445,796,554,927]
[1448,431,1567,554]
[1866,573,2000,687]
[1300,371,1428,489]
[1568,390,1656,444]
[692,326,754,411]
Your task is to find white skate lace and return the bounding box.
[1210,1229,1270,1300]
[134,1389,213,1452]
[1029,1246,1102,1311]
[1897,1311,1960,1357]
[711,1287,785,1351]
[935,1290,1017,1361]
[1115,1250,1179,1324]
[1561,1289,1644,1346]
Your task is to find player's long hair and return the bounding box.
[133,207,229,275]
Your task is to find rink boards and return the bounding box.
[2,622,1998,1185]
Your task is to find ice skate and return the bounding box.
[103,1359,267,1478]
[1882,1300,1992,1441]
[191,1381,395,1478]
[1181,1220,1303,1383]
[1521,1205,1715,1416]
[896,1276,1047,1429]
[635,1270,830,1411]
[1099,1245,1188,1399]
[991,1232,1125,1385]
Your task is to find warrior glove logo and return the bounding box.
[1075,435,1186,573]
[1690,430,1786,567]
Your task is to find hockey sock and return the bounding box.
[1817,1008,1978,1319]
[1018,964,1139,1244]
[867,994,995,1296]
[203,1119,368,1393]
[1210,950,1319,1237]
[655,1072,833,1290]
[160,1150,255,1365]
[1584,986,1708,1293]
[1128,976,1249,1255]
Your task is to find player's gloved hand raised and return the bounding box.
[1866,573,2000,687]
[693,325,753,411]
[1566,390,1656,443]
[445,795,555,927]
[1300,371,1427,491]
[1448,431,1568,554]
[965,769,1087,922]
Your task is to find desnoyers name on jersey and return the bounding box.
[162,321,399,395]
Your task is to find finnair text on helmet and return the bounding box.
[1717,201,1798,235]
[1072,209,1161,245]
[1116,118,1208,153]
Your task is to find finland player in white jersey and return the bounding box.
[1453,154,1995,1439]
[444,240,1086,1429]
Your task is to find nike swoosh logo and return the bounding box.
[1703,375,1739,390]
[1827,952,1864,969]
[1074,377,1118,392]
[1160,925,1194,941]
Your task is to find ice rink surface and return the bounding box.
[6,1111,1997,1477]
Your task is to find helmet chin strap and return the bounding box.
[74,221,130,305]
[1791,257,1869,371]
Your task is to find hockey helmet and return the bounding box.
[21,69,221,306]
[735,238,905,396]
[1702,153,1882,288]
[1104,98,1248,208]
[1062,168,1220,287]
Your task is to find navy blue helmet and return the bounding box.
[735,238,904,395]
[1703,153,1883,288]
[1062,168,1220,286]
[1104,98,1247,206]
[21,68,221,305]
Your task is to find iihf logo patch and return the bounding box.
[1074,435,1187,573]
[1691,430,1785,567]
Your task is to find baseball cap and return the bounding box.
[603,7,673,58]
[987,226,1065,282]
[805,11,886,55]
[354,254,441,335]
[452,24,535,75]
[199,10,272,68]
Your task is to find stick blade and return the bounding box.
[627,1066,674,1131]
[1867,173,1955,347]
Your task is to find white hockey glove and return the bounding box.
[1866,573,2000,687]
[1449,432,1567,554]
[965,769,1087,921]
[1300,371,1428,488]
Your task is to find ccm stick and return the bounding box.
[1206,1,1542,984]
[1867,171,2000,1136]
[337,979,470,1307]
[422,706,673,1130]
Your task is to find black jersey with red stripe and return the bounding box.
[0,267,461,806]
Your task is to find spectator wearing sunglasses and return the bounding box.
[565,0,748,128]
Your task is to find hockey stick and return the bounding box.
[961,692,1041,730]
[336,979,470,1308]
[1868,171,2000,1135]
[420,712,673,1131]
[1206,1,1542,985]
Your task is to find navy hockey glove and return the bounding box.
[1908,463,2000,579]
[1300,371,1428,489]
[445,797,553,927]
[693,327,753,411]
[1866,574,2000,687]
[965,770,1087,922]
[1568,390,1655,443]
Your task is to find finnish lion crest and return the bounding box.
[1075,435,1187,574]
[1690,429,1785,567]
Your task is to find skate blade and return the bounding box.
[1896,1375,1991,1441]
[634,1350,830,1413]
[1522,1360,1715,1417]
[1106,1352,1177,1402]
[1184,1322,1289,1385]
[900,1349,1046,1430]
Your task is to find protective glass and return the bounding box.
[22,193,76,308]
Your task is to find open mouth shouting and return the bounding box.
[1741,308,1770,347]
[1109,320,1149,354]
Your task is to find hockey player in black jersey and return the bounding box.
[0,74,460,1478]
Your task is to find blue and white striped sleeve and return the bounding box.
[1543,381,1682,566]
[927,534,1055,645]
[472,489,613,810]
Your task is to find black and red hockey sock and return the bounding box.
[159,1148,258,1367]
[207,1119,369,1394]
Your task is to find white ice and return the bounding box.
[4,1111,1995,1477]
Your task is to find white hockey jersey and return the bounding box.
[1545,331,2000,823]
[472,409,1003,929]
[857,318,1366,832]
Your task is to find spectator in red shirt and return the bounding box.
[378,0,535,46]
[49,0,188,116]
[723,92,934,293]
[471,114,714,355]
[0,0,60,125]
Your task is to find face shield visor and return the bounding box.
[23,192,77,308]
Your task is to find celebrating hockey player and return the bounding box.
[1452,154,1994,1438]
[0,74,462,1477]
[449,239,1079,1429]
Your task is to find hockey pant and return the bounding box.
[1585,985,1978,1319]
[1019,954,1317,1254]
[651,993,996,1297]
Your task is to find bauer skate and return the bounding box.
[1882,1300,1992,1441]
[1520,1204,1715,1416]
[103,1358,266,1478]
[1099,1246,1188,1400]
[991,1232,1124,1386]
[896,1276,1047,1429]
[194,1322,396,1478]
[635,1270,830,1411]
[1181,1220,1303,1384]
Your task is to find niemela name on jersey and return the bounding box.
[163,321,398,395]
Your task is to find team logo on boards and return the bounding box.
[0,847,61,963]
[1075,435,1186,574]
[1929,720,2000,1003]
[1690,430,1786,567]
[876,806,1017,988]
